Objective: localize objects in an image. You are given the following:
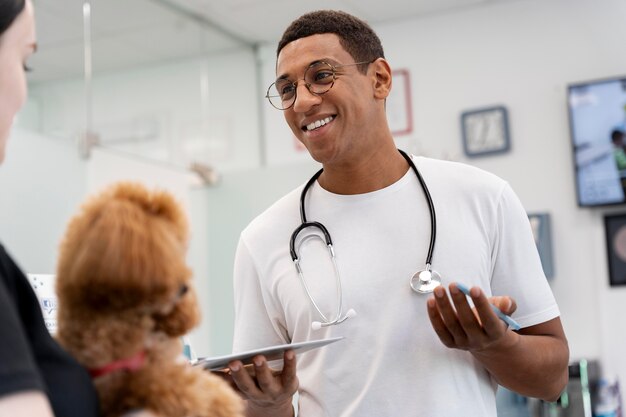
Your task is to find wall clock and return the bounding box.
[460,105,511,157]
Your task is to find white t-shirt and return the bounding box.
[233,156,559,417]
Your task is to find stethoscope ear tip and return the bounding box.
[311,308,357,330]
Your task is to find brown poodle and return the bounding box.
[55,182,243,417]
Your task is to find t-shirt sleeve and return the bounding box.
[489,183,560,328]
[232,236,289,353]
[0,248,46,397]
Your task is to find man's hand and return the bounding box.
[426,282,569,401]
[426,282,519,353]
[228,350,299,417]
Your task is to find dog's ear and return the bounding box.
[56,182,192,313]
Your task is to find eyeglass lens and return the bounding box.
[267,62,336,110]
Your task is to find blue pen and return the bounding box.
[455,283,521,331]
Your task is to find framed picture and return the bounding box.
[387,69,413,136]
[604,213,626,286]
[528,213,554,279]
[461,105,511,157]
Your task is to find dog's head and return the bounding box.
[56,182,200,338]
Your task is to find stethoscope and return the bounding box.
[289,149,442,330]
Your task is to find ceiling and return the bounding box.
[29,0,512,82]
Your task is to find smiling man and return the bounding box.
[228,10,569,417]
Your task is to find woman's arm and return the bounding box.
[0,390,54,417]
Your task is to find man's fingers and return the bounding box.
[229,360,262,398]
[433,285,467,343]
[281,350,299,391]
[253,355,280,393]
[427,297,456,348]
[489,296,517,316]
[449,283,483,333]
[472,292,508,335]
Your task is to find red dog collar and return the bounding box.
[89,351,146,379]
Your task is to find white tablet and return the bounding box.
[193,336,345,371]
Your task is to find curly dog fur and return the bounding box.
[55,182,243,417]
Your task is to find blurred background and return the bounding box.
[2,0,626,415]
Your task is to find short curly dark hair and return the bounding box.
[277,10,385,74]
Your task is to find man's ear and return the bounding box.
[371,58,392,100]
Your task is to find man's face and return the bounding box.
[276,33,379,166]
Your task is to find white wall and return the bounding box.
[0,129,87,272]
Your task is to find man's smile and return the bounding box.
[302,115,336,132]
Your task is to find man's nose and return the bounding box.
[292,82,322,112]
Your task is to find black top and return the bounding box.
[0,243,99,417]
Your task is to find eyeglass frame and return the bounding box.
[265,59,375,110]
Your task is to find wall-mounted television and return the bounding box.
[568,76,626,207]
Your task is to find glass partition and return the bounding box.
[25,0,261,176]
[10,0,266,356]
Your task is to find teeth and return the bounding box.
[306,116,334,131]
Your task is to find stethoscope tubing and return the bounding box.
[294,235,343,324]
[291,150,436,267]
[300,169,323,223]
[398,149,437,266]
[289,149,438,327]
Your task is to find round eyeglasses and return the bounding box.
[265,60,373,110]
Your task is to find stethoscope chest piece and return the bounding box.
[410,266,442,294]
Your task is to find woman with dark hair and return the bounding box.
[0,1,99,415]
